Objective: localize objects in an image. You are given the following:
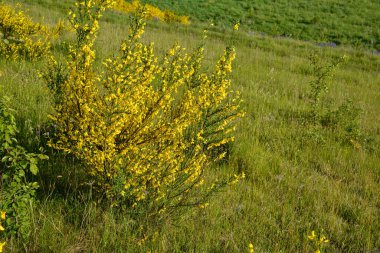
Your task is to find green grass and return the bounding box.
[1,0,380,252]
[141,0,380,50]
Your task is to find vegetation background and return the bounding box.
[0,0,379,252]
[141,0,380,50]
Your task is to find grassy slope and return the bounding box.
[1,0,380,252]
[141,0,380,50]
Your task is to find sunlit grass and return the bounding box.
[0,0,379,252]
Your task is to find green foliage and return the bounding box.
[141,0,380,49]
[308,52,347,122]
[40,57,68,105]
[334,100,362,143]
[306,53,368,148]
[321,99,363,145]
[0,95,48,241]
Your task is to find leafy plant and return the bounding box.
[307,52,347,122]
[0,95,48,241]
[321,99,363,145]
[306,53,368,148]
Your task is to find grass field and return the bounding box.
[1,0,380,252]
[142,0,380,50]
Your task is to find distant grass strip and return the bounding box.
[141,0,380,49]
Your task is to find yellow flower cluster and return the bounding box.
[46,0,242,214]
[233,22,240,31]
[0,211,6,253]
[0,3,51,61]
[308,230,329,253]
[248,243,254,253]
[113,0,190,25]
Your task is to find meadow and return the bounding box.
[0,0,379,252]
[141,0,380,50]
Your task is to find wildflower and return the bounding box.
[308,230,316,240]
[308,230,329,253]
[350,139,361,149]
[249,243,254,253]
[319,236,329,243]
[0,241,6,253]
[198,203,209,209]
[0,211,5,231]
[233,22,240,31]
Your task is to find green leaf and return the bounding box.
[29,163,38,175]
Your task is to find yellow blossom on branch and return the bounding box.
[0,241,6,253]
[0,3,52,61]
[113,0,190,25]
[44,0,243,218]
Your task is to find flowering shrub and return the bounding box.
[44,0,242,220]
[0,3,51,61]
[114,0,190,24]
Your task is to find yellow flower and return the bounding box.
[0,212,5,220]
[320,236,329,243]
[308,230,316,240]
[249,243,254,253]
[0,241,5,253]
[350,139,361,149]
[233,23,240,31]
[0,224,4,231]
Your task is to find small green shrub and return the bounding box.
[0,95,48,241]
[302,52,371,149]
[321,99,363,145]
[307,53,347,123]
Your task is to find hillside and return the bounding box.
[0,0,379,252]
[142,0,380,50]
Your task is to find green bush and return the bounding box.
[0,95,48,241]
